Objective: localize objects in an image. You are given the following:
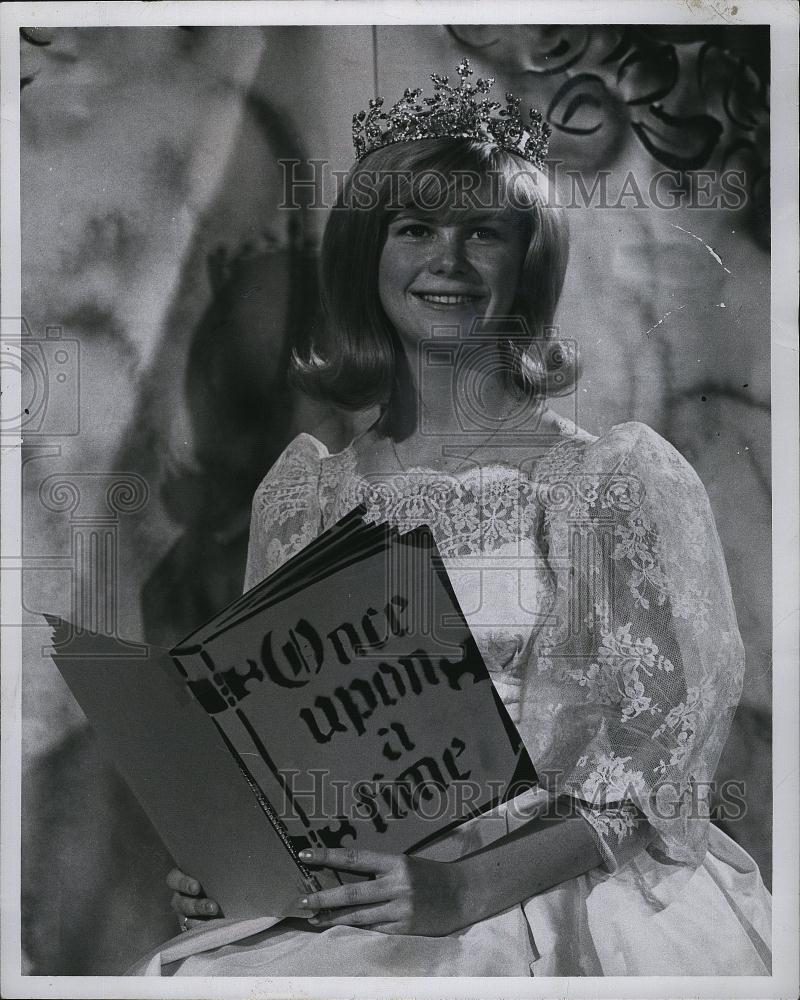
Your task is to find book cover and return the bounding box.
[47,619,333,921]
[49,510,537,919]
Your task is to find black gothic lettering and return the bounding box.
[395,755,448,806]
[436,642,484,690]
[443,736,471,780]
[385,595,409,636]
[334,678,378,736]
[397,649,439,694]
[298,697,348,743]
[360,607,387,650]
[219,659,266,701]
[260,618,325,688]
[186,678,229,714]
[378,721,416,760]
[375,662,406,701]
[314,817,357,848]
[326,620,362,665]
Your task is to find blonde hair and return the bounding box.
[293,137,574,409]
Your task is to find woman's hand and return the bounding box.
[296,813,603,937]
[296,847,468,937]
[167,867,221,929]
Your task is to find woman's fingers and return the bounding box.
[166,867,202,896]
[166,867,221,931]
[299,877,393,913]
[299,847,396,874]
[295,849,410,931]
[307,901,399,928]
[170,891,220,918]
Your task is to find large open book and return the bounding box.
[49,507,537,919]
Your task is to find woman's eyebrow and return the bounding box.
[388,210,512,226]
[461,214,507,225]
[388,208,431,222]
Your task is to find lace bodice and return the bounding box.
[245,421,744,870]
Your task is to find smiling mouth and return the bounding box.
[414,293,484,305]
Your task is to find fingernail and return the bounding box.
[299,849,312,860]
[188,881,200,895]
[204,901,218,915]
[297,897,310,909]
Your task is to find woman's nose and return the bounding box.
[429,234,468,275]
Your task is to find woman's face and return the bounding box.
[377,206,529,350]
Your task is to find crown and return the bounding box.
[352,58,551,170]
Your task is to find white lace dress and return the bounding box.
[132,421,772,977]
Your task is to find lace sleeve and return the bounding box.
[523,422,744,868]
[574,800,651,873]
[243,433,327,591]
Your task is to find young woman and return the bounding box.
[133,62,772,977]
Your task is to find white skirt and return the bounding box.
[129,824,771,977]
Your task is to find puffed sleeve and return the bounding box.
[243,433,327,591]
[521,422,744,869]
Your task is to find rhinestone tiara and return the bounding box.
[352,58,551,170]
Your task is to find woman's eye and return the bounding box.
[397,223,431,238]
[470,227,499,240]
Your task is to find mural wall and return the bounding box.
[18,24,771,974]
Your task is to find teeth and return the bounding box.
[418,294,479,304]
